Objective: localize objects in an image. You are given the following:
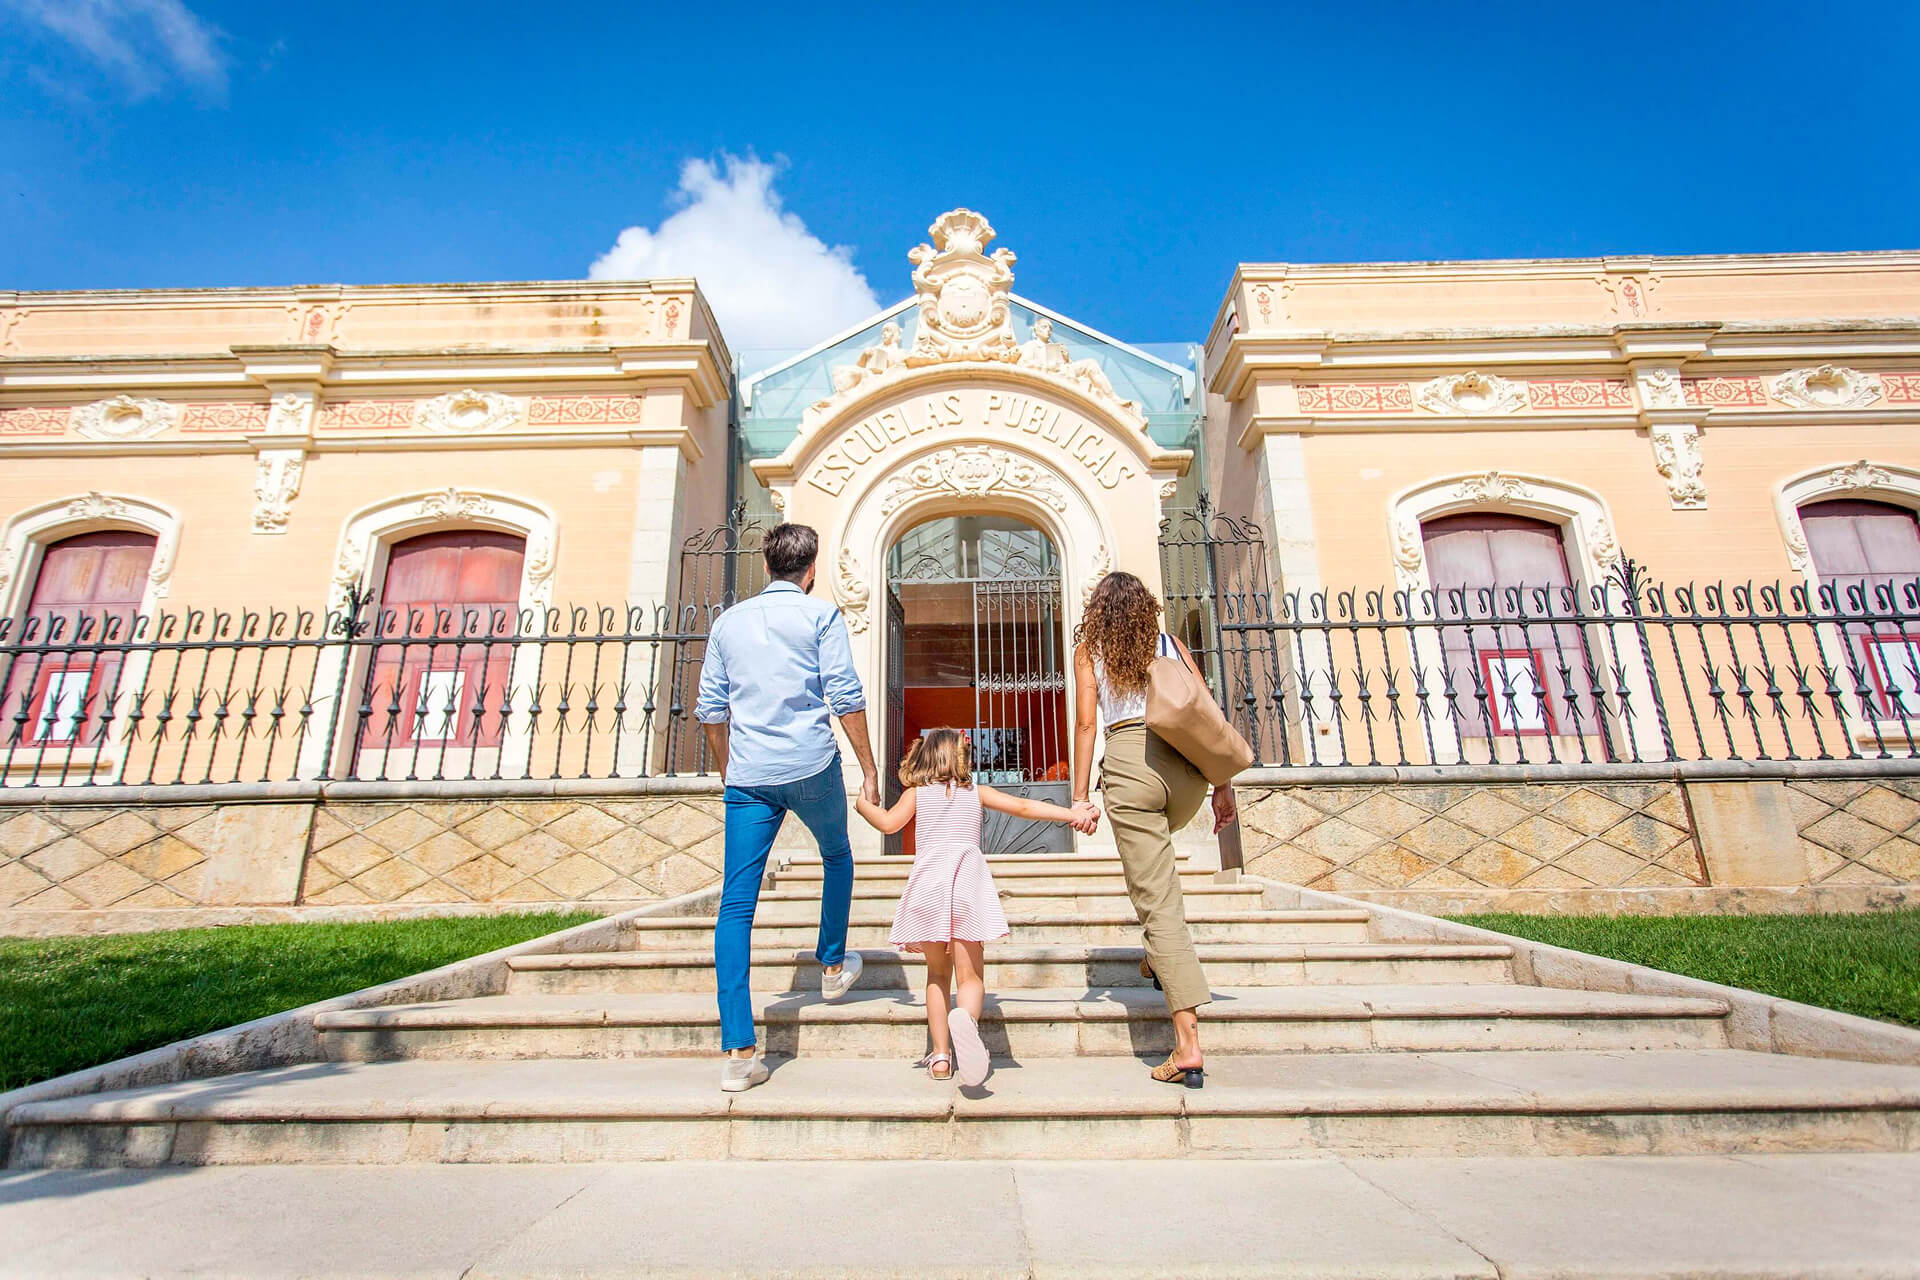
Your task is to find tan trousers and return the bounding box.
[1099,725,1211,1013]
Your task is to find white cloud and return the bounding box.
[589,154,882,353]
[7,0,227,98]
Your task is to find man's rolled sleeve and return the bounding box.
[818,610,867,716]
[694,631,731,724]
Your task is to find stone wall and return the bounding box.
[1233,766,1920,915]
[0,783,726,933]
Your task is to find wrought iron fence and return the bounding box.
[1217,560,1920,768]
[0,592,711,788]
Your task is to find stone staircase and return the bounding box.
[10,854,1920,1166]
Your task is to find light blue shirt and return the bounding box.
[694,579,867,787]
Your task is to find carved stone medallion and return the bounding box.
[1416,372,1528,416]
[73,395,181,441]
[877,446,1070,517]
[415,388,524,434]
[1770,365,1884,410]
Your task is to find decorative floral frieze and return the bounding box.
[877,446,1070,517]
[835,548,872,633]
[414,388,524,435]
[1649,422,1707,509]
[1295,382,1414,414]
[415,488,496,521]
[1450,471,1534,504]
[1683,376,1768,408]
[1769,365,1885,411]
[251,450,306,534]
[1414,372,1528,416]
[72,395,180,441]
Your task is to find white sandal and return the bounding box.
[916,1052,954,1081]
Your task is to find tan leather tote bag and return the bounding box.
[1144,647,1254,786]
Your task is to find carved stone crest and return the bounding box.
[1416,372,1529,416]
[906,209,1018,365]
[1828,459,1892,491]
[65,491,129,520]
[1451,471,1534,504]
[1770,365,1884,410]
[72,395,181,441]
[416,488,496,520]
[414,388,523,434]
[877,446,1070,517]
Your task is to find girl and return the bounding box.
[855,728,1099,1087]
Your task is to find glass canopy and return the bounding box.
[736,296,1202,463]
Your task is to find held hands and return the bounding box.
[1210,786,1238,834]
[1067,799,1102,835]
[860,770,881,807]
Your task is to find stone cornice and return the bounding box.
[1235,404,1920,448]
[1231,249,1920,284]
[1209,323,1920,397]
[0,426,704,461]
[0,340,729,407]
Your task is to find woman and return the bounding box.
[1072,571,1237,1088]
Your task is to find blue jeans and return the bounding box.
[715,757,854,1051]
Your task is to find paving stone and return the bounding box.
[1547,788,1633,835]
[640,801,723,848]
[23,835,105,883]
[409,829,485,875]
[584,827,673,876]
[537,853,620,899]
[362,807,447,853]
[543,805,627,851]
[493,829,571,875]
[1451,842,1540,887]
[117,835,204,883]
[1500,815,1583,859]
[72,811,160,857]
[1853,786,1920,835]
[1242,791,1325,843]
[1394,815,1481,861]
[0,860,55,907]
[0,810,67,858]
[1445,790,1531,837]
[438,853,518,900]
[1863,837,1920,881]
[58,859,149,907]
[1351,846,1435,886]
[455,807,536,851]
[1342,792,1430,839]
[1599,813,1688,857]
[1293,816,1380,865]
[1245,846,1335,887]
[354,857,432,901]
[1554,840,1647,887]
[315,833,388,878]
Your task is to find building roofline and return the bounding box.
[0,278,704,304]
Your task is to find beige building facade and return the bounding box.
[4,211,1920,925]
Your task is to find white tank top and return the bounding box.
[1093,632,1178,724]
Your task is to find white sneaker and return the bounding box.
[948,1008,990,1087]
[720,1053,769,1093]
[820,951,864,1001]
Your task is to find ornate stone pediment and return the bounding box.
[805,209,1143,427]
[1769,365,1884,410]
[1416,372,1528,416]
[73,395,181,441]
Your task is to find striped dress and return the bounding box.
[888,783,1010,951]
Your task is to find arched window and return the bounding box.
[3,531,157,747]
[1799,499,1920,717]
[1422,513,1595,739]
[358,530,526,749]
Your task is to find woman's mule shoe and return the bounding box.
[1150,1059,1204,1089]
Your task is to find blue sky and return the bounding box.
[3,0,1917,351]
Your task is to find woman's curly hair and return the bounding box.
[1073,571,1162,696]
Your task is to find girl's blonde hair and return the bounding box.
[899,728,972,788]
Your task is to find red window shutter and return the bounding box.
[1800,500,1920,717]
[1420,514,1596,741]
[361,531,526,749]
[4,531,157,748]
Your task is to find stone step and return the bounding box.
[311,985,1731,1062]
[506,942,1519,994]
[779,854,1193,875]
[14,1050,1919,1168]
[619,909,1374,950]
[750,883,1265,918]
[774,864,1221,891]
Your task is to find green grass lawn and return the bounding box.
[1451,909,1920,1030]
[0,912,597,1092]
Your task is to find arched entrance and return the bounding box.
[882,514,1071,856]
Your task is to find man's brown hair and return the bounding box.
[763,523,819,580]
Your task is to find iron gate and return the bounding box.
[889,530,1072,855]
[662,501,768,774]
[1157,492,1283,760]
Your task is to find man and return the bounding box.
[696,522,881,1093]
